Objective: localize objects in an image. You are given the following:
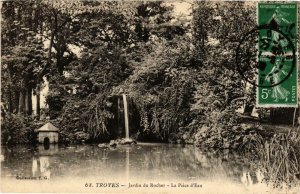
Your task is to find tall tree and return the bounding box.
[1,1,46,116]
[192,2,256,126]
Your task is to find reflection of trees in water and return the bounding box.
[140,146,249,181]
[32,145,251,181]
[32,156,51,179]
[1,145,36,178]
[241,170,265,187]
[48,145,119,178]
[31,145,61,179]
[2,144,265,185]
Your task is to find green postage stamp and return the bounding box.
[257,3,298,107]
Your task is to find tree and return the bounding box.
[191,2,260,149]
[192,1,256,117]
[1,1,47,116]
[54,1,191,141]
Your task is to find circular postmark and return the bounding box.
[236,24,296,88]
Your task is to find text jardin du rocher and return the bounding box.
[85,182,203,188]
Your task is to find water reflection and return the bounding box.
[1,144,254,181]
[32,156,50,178]
[31,144,58,179]
[125,146,130,181]
[240,169,271,193]
[1,143,295,193]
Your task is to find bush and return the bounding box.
[193,107,268,150]
[1,113,37,144]
[134,78,195,142]
[58,93,115,143]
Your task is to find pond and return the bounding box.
[0,143,298,193]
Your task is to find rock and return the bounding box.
[106,138,137,146]
[98,143,108,148]
[125,138,134,144]
[119,139,126,145]
[109,140,117,147]
[120,138,135,145]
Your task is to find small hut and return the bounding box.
[37,122,59,144]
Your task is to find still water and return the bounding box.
[0,143,297,193]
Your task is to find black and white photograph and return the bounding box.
[0,1,300,193]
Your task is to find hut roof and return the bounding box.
[37,122,59,132]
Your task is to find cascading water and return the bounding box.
[122,94,130,139]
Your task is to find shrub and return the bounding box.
[1,113,37,144]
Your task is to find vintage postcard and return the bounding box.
[1,1,300,194]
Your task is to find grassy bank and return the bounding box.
[251,129,300,188]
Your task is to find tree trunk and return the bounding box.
[36,84,41,119]
[27,87,33,115]
[22,90,26,115]
[7,63,13,113]
[18,90,24,115]
[14,91,20,113]
[7,89,13,113]
[25,89,28,116]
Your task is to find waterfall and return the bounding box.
[122,94,129,139]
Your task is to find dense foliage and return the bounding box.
[1,1,296,148]
[190,2,259,147]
